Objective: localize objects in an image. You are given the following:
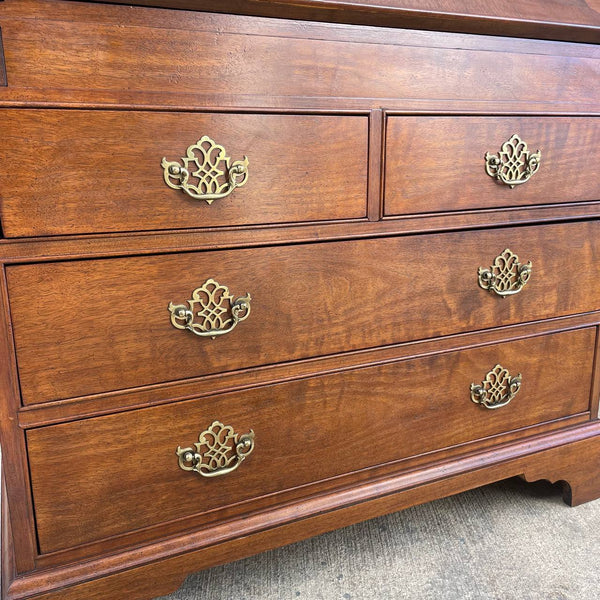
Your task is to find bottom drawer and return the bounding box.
[28,327,595,554]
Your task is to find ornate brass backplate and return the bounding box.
[478,248,532,297]
[176,421,255,478]
[161,135,249,203]
[470,364,522,410]
[485,134,541,188]
[168,278,251,339]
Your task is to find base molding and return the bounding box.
[5,421,600,600]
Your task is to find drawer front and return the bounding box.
[0,110,368,237]
[384,117,600,216]
[1,4,597,108]
[27,327,595,553]
[7,221,600,405]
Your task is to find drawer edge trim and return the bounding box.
[10,420,600,599]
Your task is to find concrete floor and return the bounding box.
[160,477,600,600]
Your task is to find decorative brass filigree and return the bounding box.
[168,278,251,339]
[470,364,522,410]
[478,248,532,297]
[176,421,255,478]
[485,134,541,188]
[161,135,249,203]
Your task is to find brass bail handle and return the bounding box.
[162,135,249,204]
[478,248,532,297]
[470,364,522,410]
[168,278,251,339]
[485,134,541,188]
[176,421,255,478]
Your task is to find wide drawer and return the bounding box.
[1,2,597,109]
[384,117,600,216]
[7,221,600,405]
[0,110,368,237]
[27,327,595,553]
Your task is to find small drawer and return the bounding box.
[27,327,595,553]
[7,221,600,405]
[0,110,368,237]
[384,116,600,216]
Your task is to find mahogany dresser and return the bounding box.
[0,0,599,598]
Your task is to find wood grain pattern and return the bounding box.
[7,222,600,405]
[17,312,599,429]
[1,202,600,265]
[26,327,595,553]
[4,0,598,60]
[591,327,600,419]
[0,27,7,88]
[0,2,598,109]
[384,116,600,216]
[32,414,591,569]
[367,109,384,221]
[9,423,600,600]
[0,1,599,598]
[0,268,37,574]
[2,472,16,600]
[61,0,600,43]
[0,110,368,237]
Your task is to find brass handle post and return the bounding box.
[162,135,248,203]
[478,248,532,297]
[168,278,251,339]
[485,134,540,188]
[176,421,255,478]
[470,364,522,410]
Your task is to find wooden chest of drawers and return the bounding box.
[0,1,599,598]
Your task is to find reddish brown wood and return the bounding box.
[0,268,37,574]
[26,327,594,553]
[590,326,600,419]
[0,1,598,110]
[0,202,600,265]
[384,116,600,216]
[16,312,599,428]
[0,110,368,237]
[7,222,600,405]
[0,27,7,88]
[69,0,600,43]
[3,1,598,57]
[7,423,600,600]
[367,109,384,222]
[522,426,600,506]
[33,413,592,569]
[2,473,16,600]
[0,1,598,599]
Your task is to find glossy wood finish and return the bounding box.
[0,268,36,573]
[72,0,600,43]
[1,1,599,112]
[26,326,595,553]
[15,312,600,429]
[384,116,600,216]
[32,414,593,569]
[7,221,600,405]
[0,1,599,599]
[0,28,6,87]
[0,110,368,237]
[1,202,600,265]
[8,423,600,600]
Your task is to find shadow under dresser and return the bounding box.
[0,1,599,598]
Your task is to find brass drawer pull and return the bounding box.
[485,134,541,188]
[478,248,532,297]
[161,135,249,203]
[176,421,255,478]
[168,278,251,339]
[470,364,522,410]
